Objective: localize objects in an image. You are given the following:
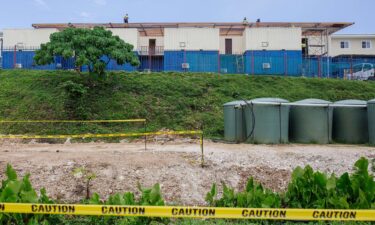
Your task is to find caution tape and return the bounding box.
[0,119,146,123]
[0,131,203,139]
[0,203,374,221]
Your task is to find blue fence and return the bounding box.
[243,50,302,76]
[164,50,219,72]
[1,48,375,79]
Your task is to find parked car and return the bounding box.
[347,63,375,81]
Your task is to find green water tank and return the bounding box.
[368,99,375,145]
[243,98,290,144]
[290,99,333,144]
[223,101,246,143]
[332,100,368,144]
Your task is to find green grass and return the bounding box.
[0,69,375,138]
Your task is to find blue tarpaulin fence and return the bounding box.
[1,48,374,78]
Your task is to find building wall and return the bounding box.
[2,28,58,48]
[164,28,220,50]
[138,36,164,48]
[329,36,375,57]
[107,28,138,48]
[3,29,57,48]
[244,27,302,51]
[219,35,244,54]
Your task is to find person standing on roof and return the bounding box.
[243,17,249,25]
[124,14,129,23]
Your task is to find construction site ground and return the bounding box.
[0,140,374,205]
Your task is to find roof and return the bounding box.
[31,22,354,36]
[332,34,375,39]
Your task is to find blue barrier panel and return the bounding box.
[1,50,76,70]
[219,55,244,74]
[164,51,184,72]
[244,50,302,76]
[164,50,219,72]
[2,50,57,70]
[138,56,164,72]
[100,55,137,71]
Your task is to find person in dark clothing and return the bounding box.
[124,14,129,23]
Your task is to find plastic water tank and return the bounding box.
[290,99,333,144]
[332,100,368,144]
[368,99,375,145]
[243,98,290,144]
[223,101,246,143]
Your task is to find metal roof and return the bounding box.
[333,100,367,106]
[331,34,375,38]
[31,22,354,36]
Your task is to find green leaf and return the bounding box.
[89,193,101,205]
[20,190,38,203]
[6,164,17,181]
[326,175,336,191]
[123,192,135,205]
[150,184,163,205]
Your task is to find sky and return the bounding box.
[0,0,374,34]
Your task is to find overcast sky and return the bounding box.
[0,0,373,34]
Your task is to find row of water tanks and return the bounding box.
[223,98,375,145]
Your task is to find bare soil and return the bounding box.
[0,140,374,206]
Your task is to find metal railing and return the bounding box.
[137,46,164,56]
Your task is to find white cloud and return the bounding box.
[80,11,91,18]
[34,0,49,9]
[92,0,107,6]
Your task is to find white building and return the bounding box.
[329,34,375,57]
[4,21,374,76]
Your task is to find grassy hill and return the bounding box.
[1,70,375,138]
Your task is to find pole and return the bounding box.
[318,56,321,78]
[199,124,204,167]
[144,120,147,150]
[251,51,255,76]
[183,49,186,72]
[13,45,16,68]
[284,50,288,76]
[200,132,204,168]
[217,50,221,76]
[326,29,330,78]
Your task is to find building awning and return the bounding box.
[32,22,354,36]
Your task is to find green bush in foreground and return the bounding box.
[0,158,374,224]
[207,157,375,210]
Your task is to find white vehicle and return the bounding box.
[347,63,375,80]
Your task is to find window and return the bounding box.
[261,42,269,47]
[179,42,186,48]
[363,64,373,72]
[362,40,371,49]
[340,41,350,49]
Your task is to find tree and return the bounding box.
[34,27,140,77]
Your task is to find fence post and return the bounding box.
[284,50,288,76]
[350,55,353,80]
[144,120,147,151]
[318,56,321,78]
[251,51,255,76]
[217,50,221,76]
[183,49,186,72]
[13,45,16,69]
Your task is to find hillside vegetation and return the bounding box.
[0,70,375,137]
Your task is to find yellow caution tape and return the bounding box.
[0,119,146,123]
[0,203,374,221]
[0,131,203,139]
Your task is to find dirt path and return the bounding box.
[0,141,374,205]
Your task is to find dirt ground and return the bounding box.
[0,140,374,206]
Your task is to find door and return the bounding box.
[149,39,156,55]
[225,39,232,55]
